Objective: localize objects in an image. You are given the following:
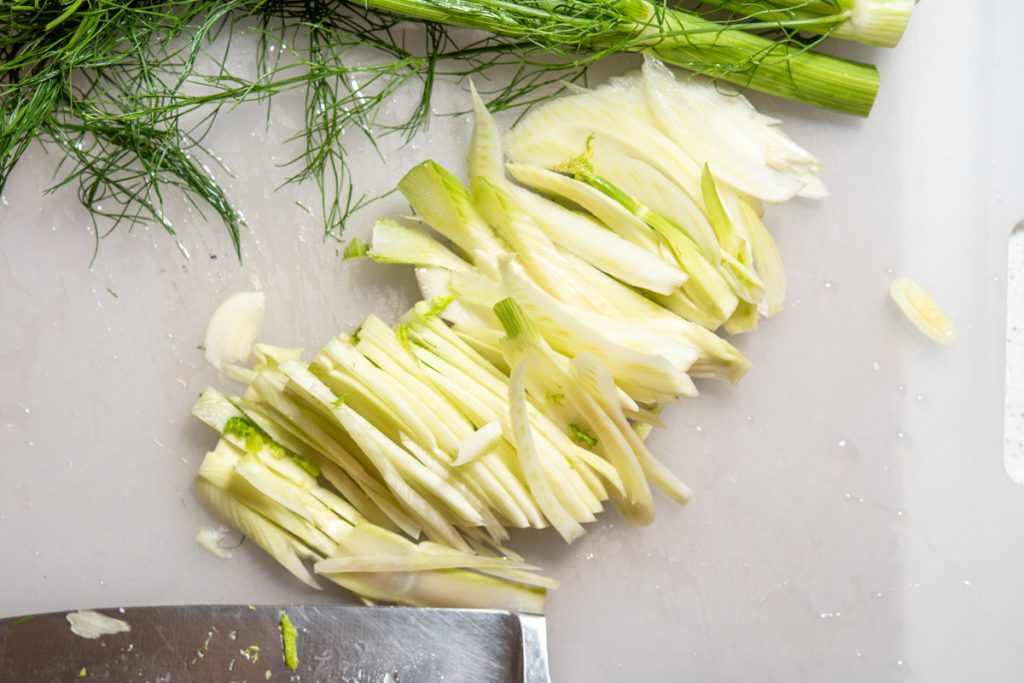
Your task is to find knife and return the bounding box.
[0,605,550,683]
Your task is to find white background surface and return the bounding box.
[3,2,1024,681]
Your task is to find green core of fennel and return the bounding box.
[223,416,321,477]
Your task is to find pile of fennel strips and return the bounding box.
[192,57,824,613]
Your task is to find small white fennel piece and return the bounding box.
[203,291,266,371]
[66,610,131,639]
[889,277,957,345]
[196,525,235,559]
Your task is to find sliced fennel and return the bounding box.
[203,291,265,372]
[66,611,132,640]
[638,56,818,201]
[192,62,824,613]
[890,277,957,345]
[555,146,739,327]
[509,184,686,295]
[196,426,551,611]
[472,177,602,312]
[368,219,472,272]
[315,524,537,574]
[195,477,322,590]
[496,299,657,526]
[506,163,660,251]
[398,160,505,265]
[196,526,235,559]
[504,83,704,205]
[739,198,786,318]
[455,422,503,466]
[465,82,686,297]
[495,257,698,404]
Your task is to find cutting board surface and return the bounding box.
[3,4,1024,681]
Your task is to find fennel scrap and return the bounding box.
[890,277,957,345]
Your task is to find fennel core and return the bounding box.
[1,0,898,258]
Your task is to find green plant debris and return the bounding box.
[279,611,299,671]
[569,424,598,449]
[197,630,214,659]
[343,239,371,260]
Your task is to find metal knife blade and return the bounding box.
[0,605,550,683]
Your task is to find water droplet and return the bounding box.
[916,394,925,403]
[856,652,863,659]
[896,510,904,517]
[584,553,594,561]
[871,361,880,371]
[896,431,905,439]
[838,439,848,447]
[897,384,906,394]
[962,579,972,587]
[745,415,753,423]
[695,425,703,433]
[824,281,833,289]
[886,268,894,275]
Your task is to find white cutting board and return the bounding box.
[3,3,1024,680]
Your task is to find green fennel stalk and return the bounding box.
[700,0,915,46]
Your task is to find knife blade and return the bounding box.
[0,605,550,683]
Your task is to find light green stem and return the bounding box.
[700,0,915,47]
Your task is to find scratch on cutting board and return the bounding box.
[153,623,193,677]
